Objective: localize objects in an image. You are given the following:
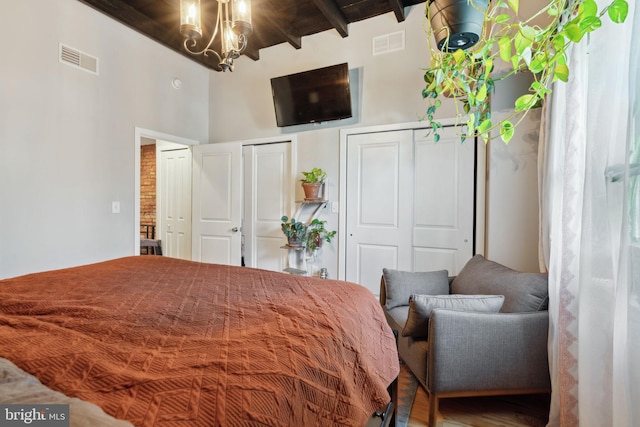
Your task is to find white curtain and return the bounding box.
[539,1,639,426]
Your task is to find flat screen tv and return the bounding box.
[270,63,352,127]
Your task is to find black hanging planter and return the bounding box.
[428,0,489,52]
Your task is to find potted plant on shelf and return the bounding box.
[305,219,337,254]
[422,0,629,143]
[281,216,307,247]
[300,168,327,201]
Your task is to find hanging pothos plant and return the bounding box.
[422,0,629,143]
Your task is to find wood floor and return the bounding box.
[407,385,550,426]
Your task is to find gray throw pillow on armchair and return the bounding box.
[401,294,505,338]
[450,255,549,312]
[382,268,450,310]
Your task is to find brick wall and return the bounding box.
[140,144,156,238]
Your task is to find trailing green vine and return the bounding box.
[422,0,629,143]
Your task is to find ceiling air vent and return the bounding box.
[372,31,405,56]
[59,43,98,75]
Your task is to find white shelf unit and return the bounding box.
[282,200,328,275]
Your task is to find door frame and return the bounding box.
[338,120,487,281]
[134,127,199,255]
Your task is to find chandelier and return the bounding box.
[179,0,252,72]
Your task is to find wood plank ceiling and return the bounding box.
[77,0,426,71]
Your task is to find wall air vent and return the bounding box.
[59,43,98,75]
[372,31,405,56]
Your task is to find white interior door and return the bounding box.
[242,142,291,271]
[345,126,475,296]
[413,127,475,273]
[345,130,414,295]
[159,147,192,259]
[192,142,242,265]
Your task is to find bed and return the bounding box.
[0,256,399,426]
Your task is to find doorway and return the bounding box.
[134,128,198,257]
[136,131,297,268]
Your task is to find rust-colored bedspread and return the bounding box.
[0,257,398,426]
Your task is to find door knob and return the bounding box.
[232,227,239,233]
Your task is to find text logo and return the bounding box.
[0,405,69,427]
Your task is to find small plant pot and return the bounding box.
[302,182,323,201]
[428,0,488,52]
[306,233,323,252]
[287,235,304,247]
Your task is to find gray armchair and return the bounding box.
[380,255,551,426]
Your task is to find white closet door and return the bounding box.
[345,130,414,296]
[345,126,475,297]
[159,147,192,260]
[192,142,242,265]
[242,143,291,272]
[413,127,475,274]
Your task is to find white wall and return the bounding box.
[0,0,209,279]
[487,73,542,272]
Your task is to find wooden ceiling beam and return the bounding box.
[262,14,302,50]
[243,45,260,61]
[311,0,349,38]
[389,0,406,22]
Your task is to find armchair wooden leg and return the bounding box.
[428,394,438,427]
